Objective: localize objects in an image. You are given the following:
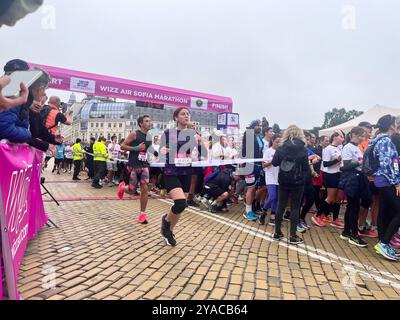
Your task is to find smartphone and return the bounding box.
[2,70,44,98]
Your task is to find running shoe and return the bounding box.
[390,239,400,250]
[151,187,159,193]
[117,182,126,199]
[322,215,333,223]
[273,232,284,241]
[297,225,306,234]
[137,213,148,224]
[92,183,103,189]
[311,215,325,227]
[375,242,398,261]
[300,219,311,230]
[243,211,257,221]
[330,219,345,229]
[187,199,200,207]
[161,214,176,246]
[202,198,213,211]
[358,228,378,238]
[289,235,304,245]
[348,236,368,247]
[210,205,220,214]
[258,213,266,225]
[238,195,244,202]
[340,231,351,241]
[370,226,378,234]
[268,215,276,226]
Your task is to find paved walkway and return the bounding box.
[18,168,400,300]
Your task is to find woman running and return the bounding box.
[160,107,200,246]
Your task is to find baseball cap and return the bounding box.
[3,59,29,73]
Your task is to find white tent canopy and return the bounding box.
[319,105,400,137]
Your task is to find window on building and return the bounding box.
[96,123,99,128]
[91,123,94,128]
[108,123,111,128]
[101,123,104,128]
[119,123,123,128]
[114,123,116,128]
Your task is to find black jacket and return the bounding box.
[206,169,232,192]
[28,110,59,152]
[272,138,310,187]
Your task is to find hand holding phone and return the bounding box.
[0,75,29,111]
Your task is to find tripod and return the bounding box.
[41,177,60,229]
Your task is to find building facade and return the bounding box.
[61,96,218,143]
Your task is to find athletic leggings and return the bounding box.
[275,185,304,237]
[344,195,360,237]
[263,185,278,213]
[300,178,315,220]
[378,186,400,244]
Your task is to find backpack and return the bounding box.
[279,157,303,185]
[40,105,59,133]
[362,137,385,176]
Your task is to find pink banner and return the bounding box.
[0,142,48,300]
[29,63,233,113]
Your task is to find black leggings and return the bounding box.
[313,186,326,211]
[300,180,315,220]
[344,195,360,237]
[378,186,400,244]
[275,185,304,237]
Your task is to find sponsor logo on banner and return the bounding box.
[190,97,208,110]
[227,113,239,126]
[218,114,227,126]
[70,77,96,94]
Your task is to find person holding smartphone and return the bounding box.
[0,75,28,111]
[0,59,32,142]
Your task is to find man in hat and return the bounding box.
[241,119,265,221]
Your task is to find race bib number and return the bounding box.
[245,175,256,184]
[138,152,147,162]
[175,154,192,167]
[394,158,399,173]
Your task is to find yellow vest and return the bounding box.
[93,141,108,162]
[72,143,84,160]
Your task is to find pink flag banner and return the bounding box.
[29,63,233,113]
[0,142,48,300]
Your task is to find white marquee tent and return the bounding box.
[319,105,400,137]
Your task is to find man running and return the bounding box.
[118,115,153,224]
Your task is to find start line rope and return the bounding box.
[84,151,265,168]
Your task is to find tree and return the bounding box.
[321,108,364,129]
[272,123,281,134]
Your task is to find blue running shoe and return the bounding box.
[243,211,257,221]
[375,242,398,261]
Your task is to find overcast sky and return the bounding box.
[1,0,399,129]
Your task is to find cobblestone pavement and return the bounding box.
[18,168,400,300]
